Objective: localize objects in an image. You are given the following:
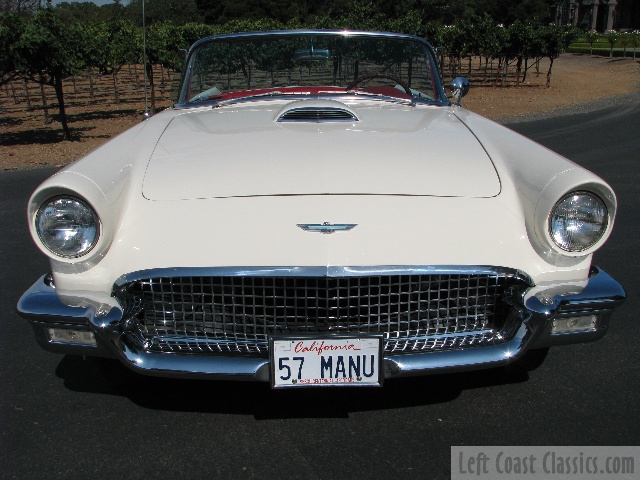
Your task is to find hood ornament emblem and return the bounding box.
[297,222,357,234]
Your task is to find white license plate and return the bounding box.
[269,335,383,388]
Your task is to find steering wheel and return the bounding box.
[346,73,412,96]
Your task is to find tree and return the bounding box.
[605,29,618,58]
[584,30,599,56]
[0,0,38,15]
[630,30,640,60]
[467,0,549,26]
[85,20,139,103]
[508,20,537,83]
[538,25,578,87]
[195,0,334,24]
[334,1,385,31]
[14,6,88,140]
[180,21,217,49]
[0,13,24,86]
[125,0,201,26]
[141,21,184,113]
[54,1,113,25]
[619,31,632,57]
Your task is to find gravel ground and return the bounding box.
[497,90,640,124]
[1,53,639,170]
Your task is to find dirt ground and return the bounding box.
[1,53,639,171]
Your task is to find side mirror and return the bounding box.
[449,77,470,105]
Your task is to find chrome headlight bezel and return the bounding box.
[35,196,101,259]
[548,191,609,253]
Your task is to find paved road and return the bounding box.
[1,101,638,480]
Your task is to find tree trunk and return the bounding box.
[501,58,507,87]
[22,78,32,109]
[10,79,18,104]
[53,74,72,140]
[39,76,49,125]
[112,70,119,103]
[145,62,156,114]
[546,56,554,88]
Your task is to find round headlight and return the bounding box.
[549,191,608,252]
[35,197,100,258]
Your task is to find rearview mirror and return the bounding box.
[449,77,470,105]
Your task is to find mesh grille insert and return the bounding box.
[115,273,527,356]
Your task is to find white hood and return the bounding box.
[142,100,500,200]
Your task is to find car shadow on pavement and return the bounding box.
[55,355,535,419]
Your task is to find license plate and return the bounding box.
[269,335,383,388]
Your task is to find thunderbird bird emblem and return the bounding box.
[297,222,357,234]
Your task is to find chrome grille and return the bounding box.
[115,273,527,356]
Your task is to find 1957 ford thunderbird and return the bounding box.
[18,30,625,388]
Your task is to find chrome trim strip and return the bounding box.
[174,93,436,110]
[113,265,533,288]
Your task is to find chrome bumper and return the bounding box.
[17,267,625,381]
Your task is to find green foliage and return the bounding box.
[0,13,25,85]
[538,25,578,58]
[144,21,183,69]
[86,20,139,75]
[333,2,385,31]
[192,0,547,26]
[474,14,508,60]
[54,1,120,25]
[506,20,536,60]
[583,30,599,55]
[630,31,640,59]
[2,3,593,140]
[466,0,549,26]
[15,7,87,81]
[605,29,619,58]
[180,22,218,48]
[13,6,89,139]
[125,0,202,26]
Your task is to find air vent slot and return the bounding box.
[277,107,358,123]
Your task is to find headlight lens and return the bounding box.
[549,191,608,252]
[35,197,100,258]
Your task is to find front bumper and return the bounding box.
[17,267,625,381]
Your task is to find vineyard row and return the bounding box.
[1,57,540,117]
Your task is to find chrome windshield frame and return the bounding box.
[175,29,449,108]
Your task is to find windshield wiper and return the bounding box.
[212,91,285,108]
[344,90,416,107]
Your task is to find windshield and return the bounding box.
[178,30,446,106]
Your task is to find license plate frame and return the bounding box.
[269,335,384,388]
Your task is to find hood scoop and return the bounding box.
[276,100,358,123]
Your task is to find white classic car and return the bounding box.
[18,30,625,388]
